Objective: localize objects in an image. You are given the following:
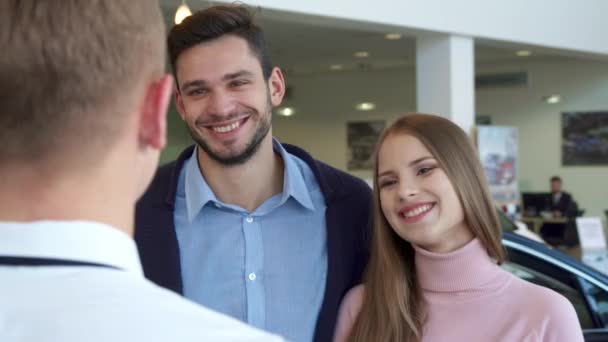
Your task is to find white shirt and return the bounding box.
[0,220,285,342]
[553,192,562,205]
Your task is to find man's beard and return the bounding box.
[187,103,272,167]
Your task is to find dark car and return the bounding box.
[500,212,608,341]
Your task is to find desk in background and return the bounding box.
[521,216,568,234]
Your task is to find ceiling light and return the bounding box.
[385,33,402,40]
[277,107,295,116]
[329,64,344,71]
[355,102,376,111]
[516,50,532,57]
[543,95,561,104]
[354,51,369,58]
[174,3,192,25]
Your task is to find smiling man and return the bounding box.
[175,35,276,170]
[134,4,372,342]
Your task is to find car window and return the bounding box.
[497,209,517,232]
[579,277,608,328]
[502,261,595,329]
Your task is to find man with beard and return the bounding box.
[135,4,372,342]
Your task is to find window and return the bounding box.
[579,277,608,328]
[497,209,517,232]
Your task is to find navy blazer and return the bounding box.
[550,192,577,217]
[135,143,372,342]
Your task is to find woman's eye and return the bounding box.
[417,166,435,176]
[379,180,397,188]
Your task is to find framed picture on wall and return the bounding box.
[562,111,608,165]
[347,121,385,170]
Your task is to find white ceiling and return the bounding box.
[158,1,566,76]
[157,1,598,119]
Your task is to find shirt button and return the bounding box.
[245,216,253,223]
[248,272,256,281]
[214,203,222,208]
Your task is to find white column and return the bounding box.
[416,34,475,133]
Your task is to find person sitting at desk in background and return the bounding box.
[549,176,577,218]
[541,176,579,246]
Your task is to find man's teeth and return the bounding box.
[403,204,433,218]
[212,121,240,133]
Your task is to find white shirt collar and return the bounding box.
[553,192,562,202]
[0,220,143,275]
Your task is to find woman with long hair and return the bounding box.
[334,114,583,342]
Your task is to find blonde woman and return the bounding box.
[334,114,583,342]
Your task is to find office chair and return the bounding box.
[541,204,581,247]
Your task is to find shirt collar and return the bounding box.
[184,147,217,222]
[274,139,315,211]
[0,220,143,275]
[184,139,315,222]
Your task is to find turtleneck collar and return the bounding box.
[413,238,507,295]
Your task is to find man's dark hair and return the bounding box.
[550,176,562,183]
[168,4,272,86]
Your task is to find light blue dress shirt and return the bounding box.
[174,140,328,342]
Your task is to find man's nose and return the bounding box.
[206,90,235,117]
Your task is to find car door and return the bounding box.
[502,235,608,341]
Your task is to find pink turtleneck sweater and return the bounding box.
[333,239,584,342]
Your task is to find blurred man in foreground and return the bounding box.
[0,1,283,341]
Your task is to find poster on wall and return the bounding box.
[347,121,385,170]
[476,126,518,205]
[562,111,608,165]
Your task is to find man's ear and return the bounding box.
[174,86,187,121]
[138,74,174,150]
[268,67,285,107]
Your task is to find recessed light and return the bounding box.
[174,3,192,25]
[355,102,376,111]
[385,33,402,40]
[277,107,295,116]
[354,51,369,58]
[329,64,343,71]
[516,50,532,57]
[542,95,561,104]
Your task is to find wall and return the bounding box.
[477,58,608,220]
[163,57,608,221]
[272,67,415,181]
[162,104,191,164]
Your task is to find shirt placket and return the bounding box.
[242,214,265,329]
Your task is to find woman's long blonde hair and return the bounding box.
[347,113,506,342]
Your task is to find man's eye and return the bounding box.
[230,80,248,88]
[188,89,206,96]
